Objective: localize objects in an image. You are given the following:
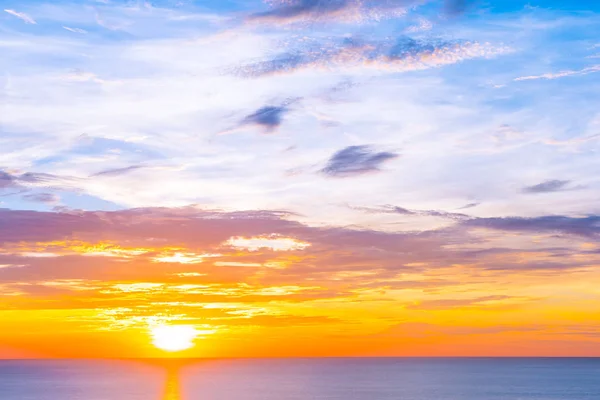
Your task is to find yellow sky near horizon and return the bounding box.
[1,208,599,358]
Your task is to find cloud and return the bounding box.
[543,134,600,149]
[0,207,303,247]
[0,205,597,346]
[406,295,521,310]
[0,171,18,189]
[225,235,310,251]
[0,171,77,195]
[1,0,599,358]
[219,98,301,135]
[21,193,60,204]
[321,145,399,177]
[0,206,454,286]
[444,0,475,16]
[63,26,88,34]
[522,180,572,194]
[4,9,36,24]
[17,172,69,185]
[249,0,481,25]
[248,0,411,25]
[91,166,144,177]
[405,17,433,33]
[94,7,128,31]
[374,322,545,339]
[515,65,600,81]
[463,215,600,238]
[352,204,470,220]
[241,105,288,133]
[234,36,509,77]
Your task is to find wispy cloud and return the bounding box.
[21,193,60,204]
[352,204,470,220]
[464,216,600,238]
[4,9,36,24]
[94,7,129,31]
[515,65,600,81]
[249,0,411,25]
[63,26,88,34]
[405,17,433,33]
[407,295,522,310]
[235,36,509,77]
[249,0,481,25]
[0,171,18,189]
[459,203,480,210]
[522,180,572,194]
[1,170,73,190]
[91,166,144,177]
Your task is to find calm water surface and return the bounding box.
[0,358,599,400]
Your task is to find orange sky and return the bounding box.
[1,207,599,358]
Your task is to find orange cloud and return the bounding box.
[0,207,598,358]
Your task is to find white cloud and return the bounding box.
[0,264,25,269]
[63,26,88,34]
[153,253,206,264]
[18,252,61,258]
[515,65,600,81]
[4,9,36,24]
[225,236,310,252]
[214,261,263,267]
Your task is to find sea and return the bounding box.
[0,358,599,400]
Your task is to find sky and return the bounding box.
[0,0,599,358]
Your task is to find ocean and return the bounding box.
[0,358,599,400]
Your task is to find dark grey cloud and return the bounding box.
[21,193,60,204]
[321,145,399,177]
[463,215,600,238]
[522,179,572,194]
[242,105,288,133]
[458,202,480,209]
[91,165,144,177]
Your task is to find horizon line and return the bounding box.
[2,356,600,361]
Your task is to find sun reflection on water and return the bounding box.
[162,366,181,400]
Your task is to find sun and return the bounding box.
[150,325,198,352]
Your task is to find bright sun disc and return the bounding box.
[150,325,197,352]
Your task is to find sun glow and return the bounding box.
[150,325,198,352]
